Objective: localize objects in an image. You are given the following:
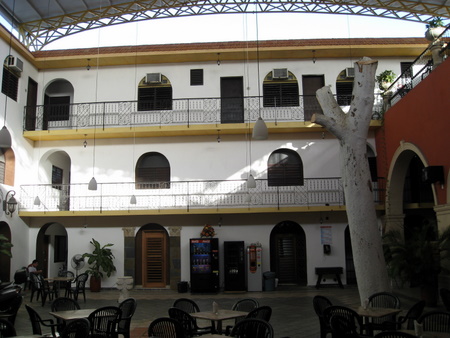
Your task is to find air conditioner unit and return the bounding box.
[272,68,288,79]
[146,73,162,83]
[345,67,355,78]
[7,56,23,73]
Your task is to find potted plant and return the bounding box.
[376,70,396,92]
[82,238,116,292]
[425,17,446,41]
[383,221,450,306]
[0,234,12,257]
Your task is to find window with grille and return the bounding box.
[263,70,299,107]
[1,66,18,101]
[268,149,303,186]
[52,165,63,190]
[190,69,204,86]
[336,81,353,106]
[401,62,413,78]
[44,95,70,121]
[136,152,171,189]
[138,74,172,111]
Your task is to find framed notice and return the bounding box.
[320,226,332,245]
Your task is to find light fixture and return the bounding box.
[130,195,137,205]
[0,126,12,149]
[86,59,91,71]
[217,53,221,66]
[3,190,17,216]
[247,173,256,188]
[33,196,41,206]
[252,8,268,140]
[217,130,221,143]
[88,131,97,190]
[312,50,317,64]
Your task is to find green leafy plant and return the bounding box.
[82,238,116,279]
[376,70,396,91]
[426,17,444,28]
[0,234,12,257]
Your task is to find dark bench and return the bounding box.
[315,267,344,289]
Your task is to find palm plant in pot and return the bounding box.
[82,238,116,292]
[0,234,13,257]
[383,221,450,306]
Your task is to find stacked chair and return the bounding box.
[312,295,333,338]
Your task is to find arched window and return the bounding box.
[263,70,299,107]
[138,74,172,111]
[268,149,303,186]
[136,152,170,189]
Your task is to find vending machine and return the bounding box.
[189,238,219,293]
[224,241,246,292]
[247,242,263,291]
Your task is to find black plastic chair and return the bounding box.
[29,273,42,302]
[417,310,450,333]
[230,318,274,338]
[25,304,59,337]
[323,305,365,338]
[381,300,425,330]
[173,298,201,313]
[373,331,416,338]
[51,297,81,333]
[69,273,88,302]
[59,318,91,338]
[313,295,333,338]
[117,297,137,338]
[366,292,401,333]
[168,307,212,337]
[148,317,186,338]
[225,298,260,334]
[330,314,364,338]
[58,270,75,298]
[246,305,272,322]
[88,306,122,338]
[38,274,58,306]
[0,293,22,325]
[440,288,450,311]
[0,317,16,337]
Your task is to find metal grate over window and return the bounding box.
[190,69,204,86]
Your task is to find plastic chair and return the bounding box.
[172,298,200,313]
[69,273,88,302]
[117,297,137,338]
[0,293,22,325]
[88,306,122,338]
[373,331,416,337]
[323,305,365,338]
[230,318,274,338]
[168,307,212,337]
[417,310,450,333]
[148,317,185,338]
[25,304,59,337]
[59,318,91,338]
[246,306,272,322]
[225,298,260,334]
[381,300,425,330]
[51,297,81,332]
[58,270,75,298]
[313,295,333,338]
[37,274,58,306]
[440,288,450,311]
[0,317,16,337]
[29,273,42,302]
[366,292,400,333]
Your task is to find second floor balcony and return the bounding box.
[18,177,386,217]
[23,95,384,141]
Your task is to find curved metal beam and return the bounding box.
[17,0,449,51]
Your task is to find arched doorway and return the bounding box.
[135,224,169,288]
[36,223,68,277]
[0,222,12,282]
[270,221,306,285]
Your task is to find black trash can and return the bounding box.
[263,271,276,291]
[177,281,189,293]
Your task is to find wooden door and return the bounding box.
[220,77,244,123]
[302,75,324,120]
[25,78,38,131]
[142,231,167,288]
[0,222,11,282]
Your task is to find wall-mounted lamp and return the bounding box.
[217,130,221,143]
[3,190,17,216]
[217,53,221,66]
[312,50,316,64]
[86,59,91,71]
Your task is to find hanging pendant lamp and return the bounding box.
[252,117,268,140]
[130,195,137,205]
[0,126,12,149]
[247,173,256,188]
[33,196,41,206]
[88,177,97,190]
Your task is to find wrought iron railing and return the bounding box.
[388,25,449,107]
[19,177,385,213]
[24,95,384,131]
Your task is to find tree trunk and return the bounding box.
[312,57,390,304]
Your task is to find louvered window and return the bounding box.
[52,165,63,190]
[1,67,18,101]
[136,152,170,189]
[45,96,70,121]
[268,149,303,186]
[138,87,172,111]
[263,82,299,107]
[190,69,204,86]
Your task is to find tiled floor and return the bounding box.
[13,284,443,338]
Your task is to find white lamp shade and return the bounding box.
[0,126,12,149]
[88,177,98,190]
[247,174,256,188]
[252,117,268,140]
[130,195,137,204]
[34,196,41,206]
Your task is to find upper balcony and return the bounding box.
[23,95,384,141]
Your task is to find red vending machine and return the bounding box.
[190,238,219,293]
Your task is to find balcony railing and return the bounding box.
[24,95,384,131]
[19,177,386,213]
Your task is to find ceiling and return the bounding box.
[0,0,449,51]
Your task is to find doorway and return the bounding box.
[220,77,244,123]
[302,75,324,120]
[25,77,38,131]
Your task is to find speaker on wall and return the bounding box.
[422,166,444,184]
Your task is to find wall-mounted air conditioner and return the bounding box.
[146,73,162,83]
[345,67,355,78]
[7,56,23,72]
[272,68,288,79]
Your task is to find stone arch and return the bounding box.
[36,222,68,277]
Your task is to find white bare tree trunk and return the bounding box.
[312,57,390,303]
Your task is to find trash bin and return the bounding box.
[263,271,276,291]
[177,281,189,293]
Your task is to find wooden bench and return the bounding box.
[315,267,344,289]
